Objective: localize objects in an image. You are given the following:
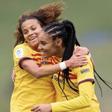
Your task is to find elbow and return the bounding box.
[22,62,42,78]
[21,62,29,69]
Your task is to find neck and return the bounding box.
[57,47,65,58]
[29,44,38,51]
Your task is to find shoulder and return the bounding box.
[71,55,93,74]
[13,43,30,58]
[14,43,29,50]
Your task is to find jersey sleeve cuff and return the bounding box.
[18,57,33,69]
[78,78,95,85]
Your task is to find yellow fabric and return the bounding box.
[10,43,56,112]
[51,55,100,112]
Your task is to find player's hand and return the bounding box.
[74,46,89,56]
[31,104,51,112]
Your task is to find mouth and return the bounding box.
[28,35,39,43]
[29,35,38,41]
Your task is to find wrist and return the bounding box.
[65,60,72,68]
[59,62,67,70]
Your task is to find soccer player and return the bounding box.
[10,3,88,112]
[31,20,101,112]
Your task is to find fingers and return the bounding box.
[31,105,39,112]
[74,46,89,56]
[73,46,79,54]
[78,60,88,66]
[72,55,87,60]
[31,108,39,112]
[33,108,40,112]
[77,57,88,66]
[69,55,88,68]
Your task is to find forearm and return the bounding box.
[26,64,61,78]
[22,60,71,78]
[51,95,91,112]
[36,60,72,77]
[51,82,93,112]
[21,54,87,78]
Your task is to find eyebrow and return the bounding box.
[22,24,35,29]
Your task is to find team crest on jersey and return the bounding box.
[15,48,23,58]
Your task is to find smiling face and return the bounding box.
[38,31,63,57]
[21,19,42,49]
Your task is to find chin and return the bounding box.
[48,54,53,58]
[42,52,50,57]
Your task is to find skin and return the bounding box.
[38,32,65,57]
[15,18,88,79]
[31,30,90,112]
[21,19,42,50]
[12,19,88,82]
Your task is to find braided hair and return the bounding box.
[43,20,80,98]
[43,20,112,98]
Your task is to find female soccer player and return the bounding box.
[10,3,88,112]
[31,20,101,112]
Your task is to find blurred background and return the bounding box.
[0,0,112,112]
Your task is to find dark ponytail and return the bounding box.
[62,20,80,61]
[43,20,80,96]
[61,20,80,93]
[62,20,112,96]
[43,20,112,99]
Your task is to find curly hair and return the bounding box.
[14,2,63,47]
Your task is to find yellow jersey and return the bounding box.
[10,43,56,112]
[51,56,100,112]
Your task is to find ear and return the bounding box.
[55,38,63,47]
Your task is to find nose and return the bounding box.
[28,30,33,36]
[38,44,43,51]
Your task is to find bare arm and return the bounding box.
[21,54,87,78]
[20,46,89,78]
[31,56,96,112]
